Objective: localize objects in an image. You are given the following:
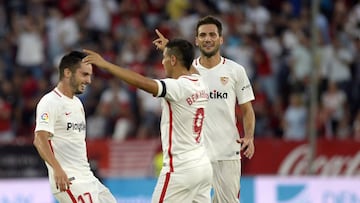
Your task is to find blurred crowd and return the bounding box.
[0,0,360,143]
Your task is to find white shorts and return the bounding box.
[152,161,213,203]
[54,178,116,203]
[211,160,241,203]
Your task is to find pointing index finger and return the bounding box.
[155,29,165,39]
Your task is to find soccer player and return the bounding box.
[82,38,213,203]
[153,15,256,203]
[33,51,116,203]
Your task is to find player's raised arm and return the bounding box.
[153,29,169,51]
[82,49,159,96]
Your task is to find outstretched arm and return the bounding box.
[83,49,159,96]
[153,29,169,51]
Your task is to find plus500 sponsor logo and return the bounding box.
[67,122,86,132]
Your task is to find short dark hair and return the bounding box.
[195,15,223,37]
[58,51,87,79]
[165,39,194,70]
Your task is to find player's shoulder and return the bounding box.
[179,74,201,81]
[38,89,63,106]
[222,57,246,70]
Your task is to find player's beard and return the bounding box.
[70,76,84,95]
[199,44,220,58]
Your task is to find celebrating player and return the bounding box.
[153,15,256,203]
[82,38,213,202]
[33,51,116,202]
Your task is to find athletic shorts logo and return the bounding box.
[40,112,49,123]
[220,77,229,85]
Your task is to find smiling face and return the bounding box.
[69,62,92,95]
[195,24,223,58]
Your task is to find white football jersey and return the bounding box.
[193,57,255,161]
[155,74,210,171]
[35,88,95,192]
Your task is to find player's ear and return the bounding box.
[170,55,177,66]
[219,36,224,45]
[64,68,72,78]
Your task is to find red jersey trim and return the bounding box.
[159,172,171,202]
[166,101,174,172]
[194,57,226,66]
[181,76,198,81]
[53,89,62,97]
[48,140,54,154]
[66,189,77,202]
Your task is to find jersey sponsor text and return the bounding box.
[209,90,228,99]
[66,122,86,132]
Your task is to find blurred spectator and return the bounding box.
[81,77,106,117]
[0,94,13,143]
[282,92,308,141]
[345,0,360,38]
[17,70,39,137]
[353,110,360,141]
[166,0,190,21]
[336,112,352,140]
[287,28,311,91]
[324,36,353,98]
[251,34,277,103]
[224,33,255,80]
[99,78,133,140]
[262,24,282,82]
[13,14,45,79]
[321,80,348,139]
[251,80,271,137]
[349,37,360,116]
[0,3,8,38]
[86,104,108,140]
[177,10,199,42]
[85,0,118,34]
[136,88,161,139]
[244,0,270,36]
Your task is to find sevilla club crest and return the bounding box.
[220,77,229,85]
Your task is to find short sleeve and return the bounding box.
[34,96,57,135]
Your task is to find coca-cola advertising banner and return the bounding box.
[241,138,360,176]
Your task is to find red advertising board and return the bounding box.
[8,138,359,177]
[241,138,360,175]
[85,138,360,177]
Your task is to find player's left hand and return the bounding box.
[237,137,255,159]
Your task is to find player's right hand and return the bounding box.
[153,29,169,51]
[53,167,72,192]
